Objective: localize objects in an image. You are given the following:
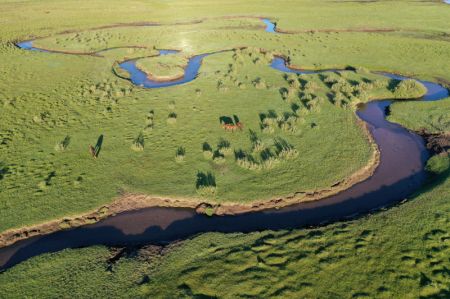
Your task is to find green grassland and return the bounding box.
[1,92,449,298]
[389,98,450,133]
[1,166,449,297]
[2,45,415,231]
[0,0,450,297]
[1,0,442,232]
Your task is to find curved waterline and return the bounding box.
[4,19,449,270]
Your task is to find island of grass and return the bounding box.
[135,53,188,82]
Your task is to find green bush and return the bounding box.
[425,154,449,175]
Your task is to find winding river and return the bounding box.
[2,18,448,271]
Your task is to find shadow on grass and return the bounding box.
[95,135,104,157]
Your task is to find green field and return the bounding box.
[389,98,450,133]
[1,0,440,232]
[1,88,449,298]
[0,0,449,297]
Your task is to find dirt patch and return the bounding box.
[417,129,450,155]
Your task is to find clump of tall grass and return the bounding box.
[145,109,154,130]
[274,137,298,160]
[212,150,226,164]
[253,77,267,89]
[304,81,318,92]
[168,101,176,110]
[131,132,145,151]
[196,171,217,197]
[55,135,71,151]
[394,79,425,98]
[218,138,232,156]
[167,112,177,124]
[175,146,185,163]
[260,110,299,134]
[249,130,265,153]
[202,142,213,159]
[235,149,262,171]
[217,80,229,92]
[373,79,385,89]
[331,78,354,96]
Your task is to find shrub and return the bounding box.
[54,135,71,151]
[131,132,145,151]
[425,154,449,175]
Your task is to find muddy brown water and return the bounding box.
[3,20,448,271]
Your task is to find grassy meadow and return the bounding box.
[389,98,450,134]
[1,0,443,232]
[1,157,448,298]
[0,0,449,297]
[1,87,449,298]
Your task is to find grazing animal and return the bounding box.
[222,123,244,132]
[89,145,97,158]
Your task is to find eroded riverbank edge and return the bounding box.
[0,116,380,248]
